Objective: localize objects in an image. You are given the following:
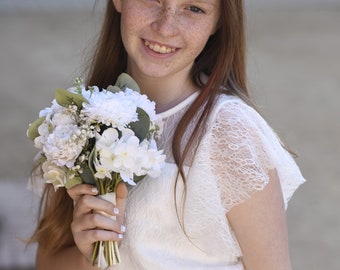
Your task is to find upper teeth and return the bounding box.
[145,40,176,54]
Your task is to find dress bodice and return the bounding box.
[112,93,305,269]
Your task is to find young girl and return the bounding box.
[30,0,305,269]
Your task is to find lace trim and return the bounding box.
[206,95,305,211]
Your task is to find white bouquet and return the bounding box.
[27,73,165,268]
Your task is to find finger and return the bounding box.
[115,182,128,225]
[72,212,126,234]
[74,194,119,219]
[67,184,98,202]
[76,228,124,244]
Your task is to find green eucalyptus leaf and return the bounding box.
[107,85,121,93]
[55,88,88,109]
[115,73,140,93]
[133,174,145,184]
[129,108,150,142]
[27,117,45,141]
[79,162,97,186]
[88,147,96,176]
[65,171,82,189]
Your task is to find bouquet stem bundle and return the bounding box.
[92,191,121,267]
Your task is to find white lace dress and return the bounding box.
[111,92,305,270]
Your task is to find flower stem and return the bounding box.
[91,241,99,266]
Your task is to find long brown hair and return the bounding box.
[173,1,248,226]
[30,0,249,253]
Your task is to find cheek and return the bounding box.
[187,25,214,54]
[120,7,149,41]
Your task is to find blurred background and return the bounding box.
[0,0,339,269]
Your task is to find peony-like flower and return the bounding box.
[123,88,157,122]
[43,124,85,168]
[82,90,138,129]
[41,160,67,190]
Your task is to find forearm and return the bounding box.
[36,245,98,270]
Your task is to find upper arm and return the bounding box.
[227,169,292,270]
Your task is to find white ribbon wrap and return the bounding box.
[95,192,121,268]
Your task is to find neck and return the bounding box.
[129,72,199,114]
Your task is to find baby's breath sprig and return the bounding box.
[73,77,83,94]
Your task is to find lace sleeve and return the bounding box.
[208,97,305,212]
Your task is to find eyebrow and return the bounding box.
[189,0,218,7]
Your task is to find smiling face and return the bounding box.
[113,0,220,82]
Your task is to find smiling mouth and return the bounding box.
[144,40,177,54]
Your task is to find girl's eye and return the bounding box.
[187,6,205,14]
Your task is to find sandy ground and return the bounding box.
[0,6,339,269]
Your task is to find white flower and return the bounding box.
[43,124,85,168]
[94,154,112,179]
[52,108,77,126]
[95,128,119,151]
[33,122,50,149]
[39,99,64,119]
[41,161,67,190]
[123,88,157,122]
[82,90,138,129]
[137,138,165,178]
[112,135,140,183]
[94,128,165,185]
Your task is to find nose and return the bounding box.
[151,7,179,36]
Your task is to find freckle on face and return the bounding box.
[119,0,220,79]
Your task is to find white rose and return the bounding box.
[42,161,67,190]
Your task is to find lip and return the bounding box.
[142,38,179,57]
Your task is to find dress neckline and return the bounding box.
[156,91,200,120]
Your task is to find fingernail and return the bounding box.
[114,208,119,215]
[118,234,124,239]
[91,187,98,193]
[121,225,126,232]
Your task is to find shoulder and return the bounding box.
[211,94,259,121]
[209,94,269,139]
[204,94,305,210]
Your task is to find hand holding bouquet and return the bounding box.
[27,73,165,268]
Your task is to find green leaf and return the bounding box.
[129,108,150,142]
[55,88,88,109]
[65,171,82,189]
[27,117,45,141]
[79,162,97,186]
[107,85,121,93]
[133,174,145,184]
[115,73,140,93]
[88,147,96,176]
